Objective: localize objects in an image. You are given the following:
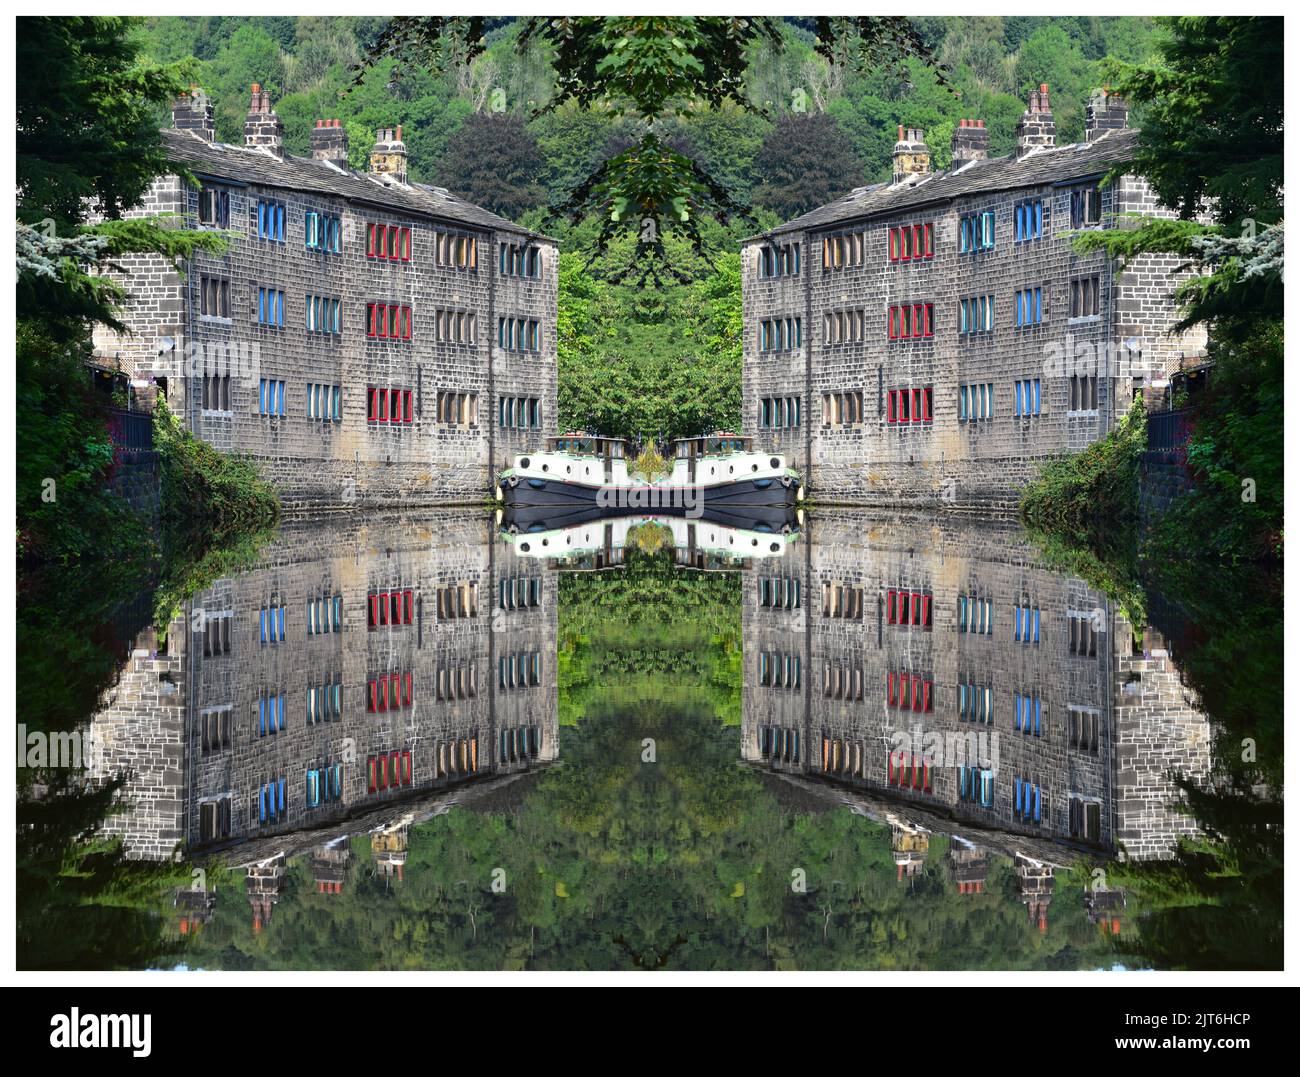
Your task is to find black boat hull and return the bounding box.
[500,474,799,512]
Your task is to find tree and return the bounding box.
[752,113,865,220]
[434,113,547,222]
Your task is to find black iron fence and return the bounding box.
[1147,407,1193,451]
[106,406,153,452]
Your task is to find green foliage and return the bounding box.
[154,399,280,559]
[432,113,547,222]
[1019,399,1146,547]
[753,114,866,220]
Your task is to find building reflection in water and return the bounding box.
[742,509,1213,929]
[88,512,559,896]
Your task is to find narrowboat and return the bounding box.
[496,432,801,511]
[500,513,799,565]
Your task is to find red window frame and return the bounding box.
[367,756,378,792]
[368,591,379,628]
[402,589,414,621]
[401,227,411,261]
[402,390,413,423]
[403,672,413,706]
[366,224,376,259]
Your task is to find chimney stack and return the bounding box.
[951,119,989,166]
[369,125,408,185]
[244,83,285,157]
[311,119,350,164]
[891,125,931,186]
[1085,87,1129,142]
[1016,83,1056,157]
[172,85,214,142]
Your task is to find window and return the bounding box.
[1014,198,1044,242]
[886,751,933,792]
[1070,185,1102,228]
[1013,691,1044,736]
[758,241,800,278]
[957,681,993,724]
[886,387,933,424]
[959,211,995,253]
[436,391,478,426]
[887,222,934,263]
[256,286,285,328]
[499,576,543,610]
[198,186,229,228]
[1014,287,1044,326]
[1013,378,1042,417]
[822,231,866,269]
[822,582,864,620]
[500,725,543,763]
[258,379,286,417]
[1068,706,1101,752]
[201,374,232,413]
[758,725,800,764]
[821,391,863,427]
[434,309,477,345]
[366,751,414,793]
[366,222,412,262]
[434,664,477,702]
[958,383,994,423]
[1013,603,1042,645]
[366,673,414,713]
[886,589,933,629]
[366,302,413,341]
[757,652,801,690]
[433,736,480,777]
[257,692,287,736]
[256,199,286,242]
[306,383,342,422]
[307,295,342,335]
[757,575,800,610]
[306,592,343,634]
[1068,796,1103,842]
[499,396,540,429]
[198,796,232,842]
[958,295,993,335]
[758,316,802,353]
[367,588,415,629]
[500,242,542,278]
[258,602,287,644]
[1069,374,1099,412]
[434,230,477,269]
[498,316,541,353]
[1013,778,1044,823]
[306,679,343,724]
[499,652,543,690]
[957,594,993,635]
[306,211,342,254]
[823,308,868,346]
[1068,611,1100,657]
[823,662,866,702]
[200,276,230,318]
[305,762,344,808]
[759,396,801,430]
[435,581,478,620]
[887,303,934,341]
[200,707,232,753]
[958,767,994,808]
[886,672,934,712]
[202,610,232,656]
[1070,276,1100,319]
[240,767,280,827]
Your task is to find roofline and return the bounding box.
[168,141,555,244]
[743,143,1134,245]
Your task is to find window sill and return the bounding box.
[1067,315,1101,326]
[1066,409,1100,417]
[199,315,233,326]
[201,409,234,418]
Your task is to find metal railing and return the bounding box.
[105,406,153,452]
[1147,407,1194,451]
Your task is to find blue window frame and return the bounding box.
[258,287,285,327]
[1015,199,1044,242]
[1015,287,1044,326]
[257,200,286,242]
[306,211,342,253]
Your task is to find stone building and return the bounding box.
[741,86,1206,510]
[86,511,559,860]
[741,509,1210,862]
[92,85,558,509]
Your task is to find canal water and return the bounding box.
[18,509,1282,970]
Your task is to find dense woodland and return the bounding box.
[133,16,1164,440]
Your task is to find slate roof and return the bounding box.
[161,127,552,241]
[751,127,1140,241]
